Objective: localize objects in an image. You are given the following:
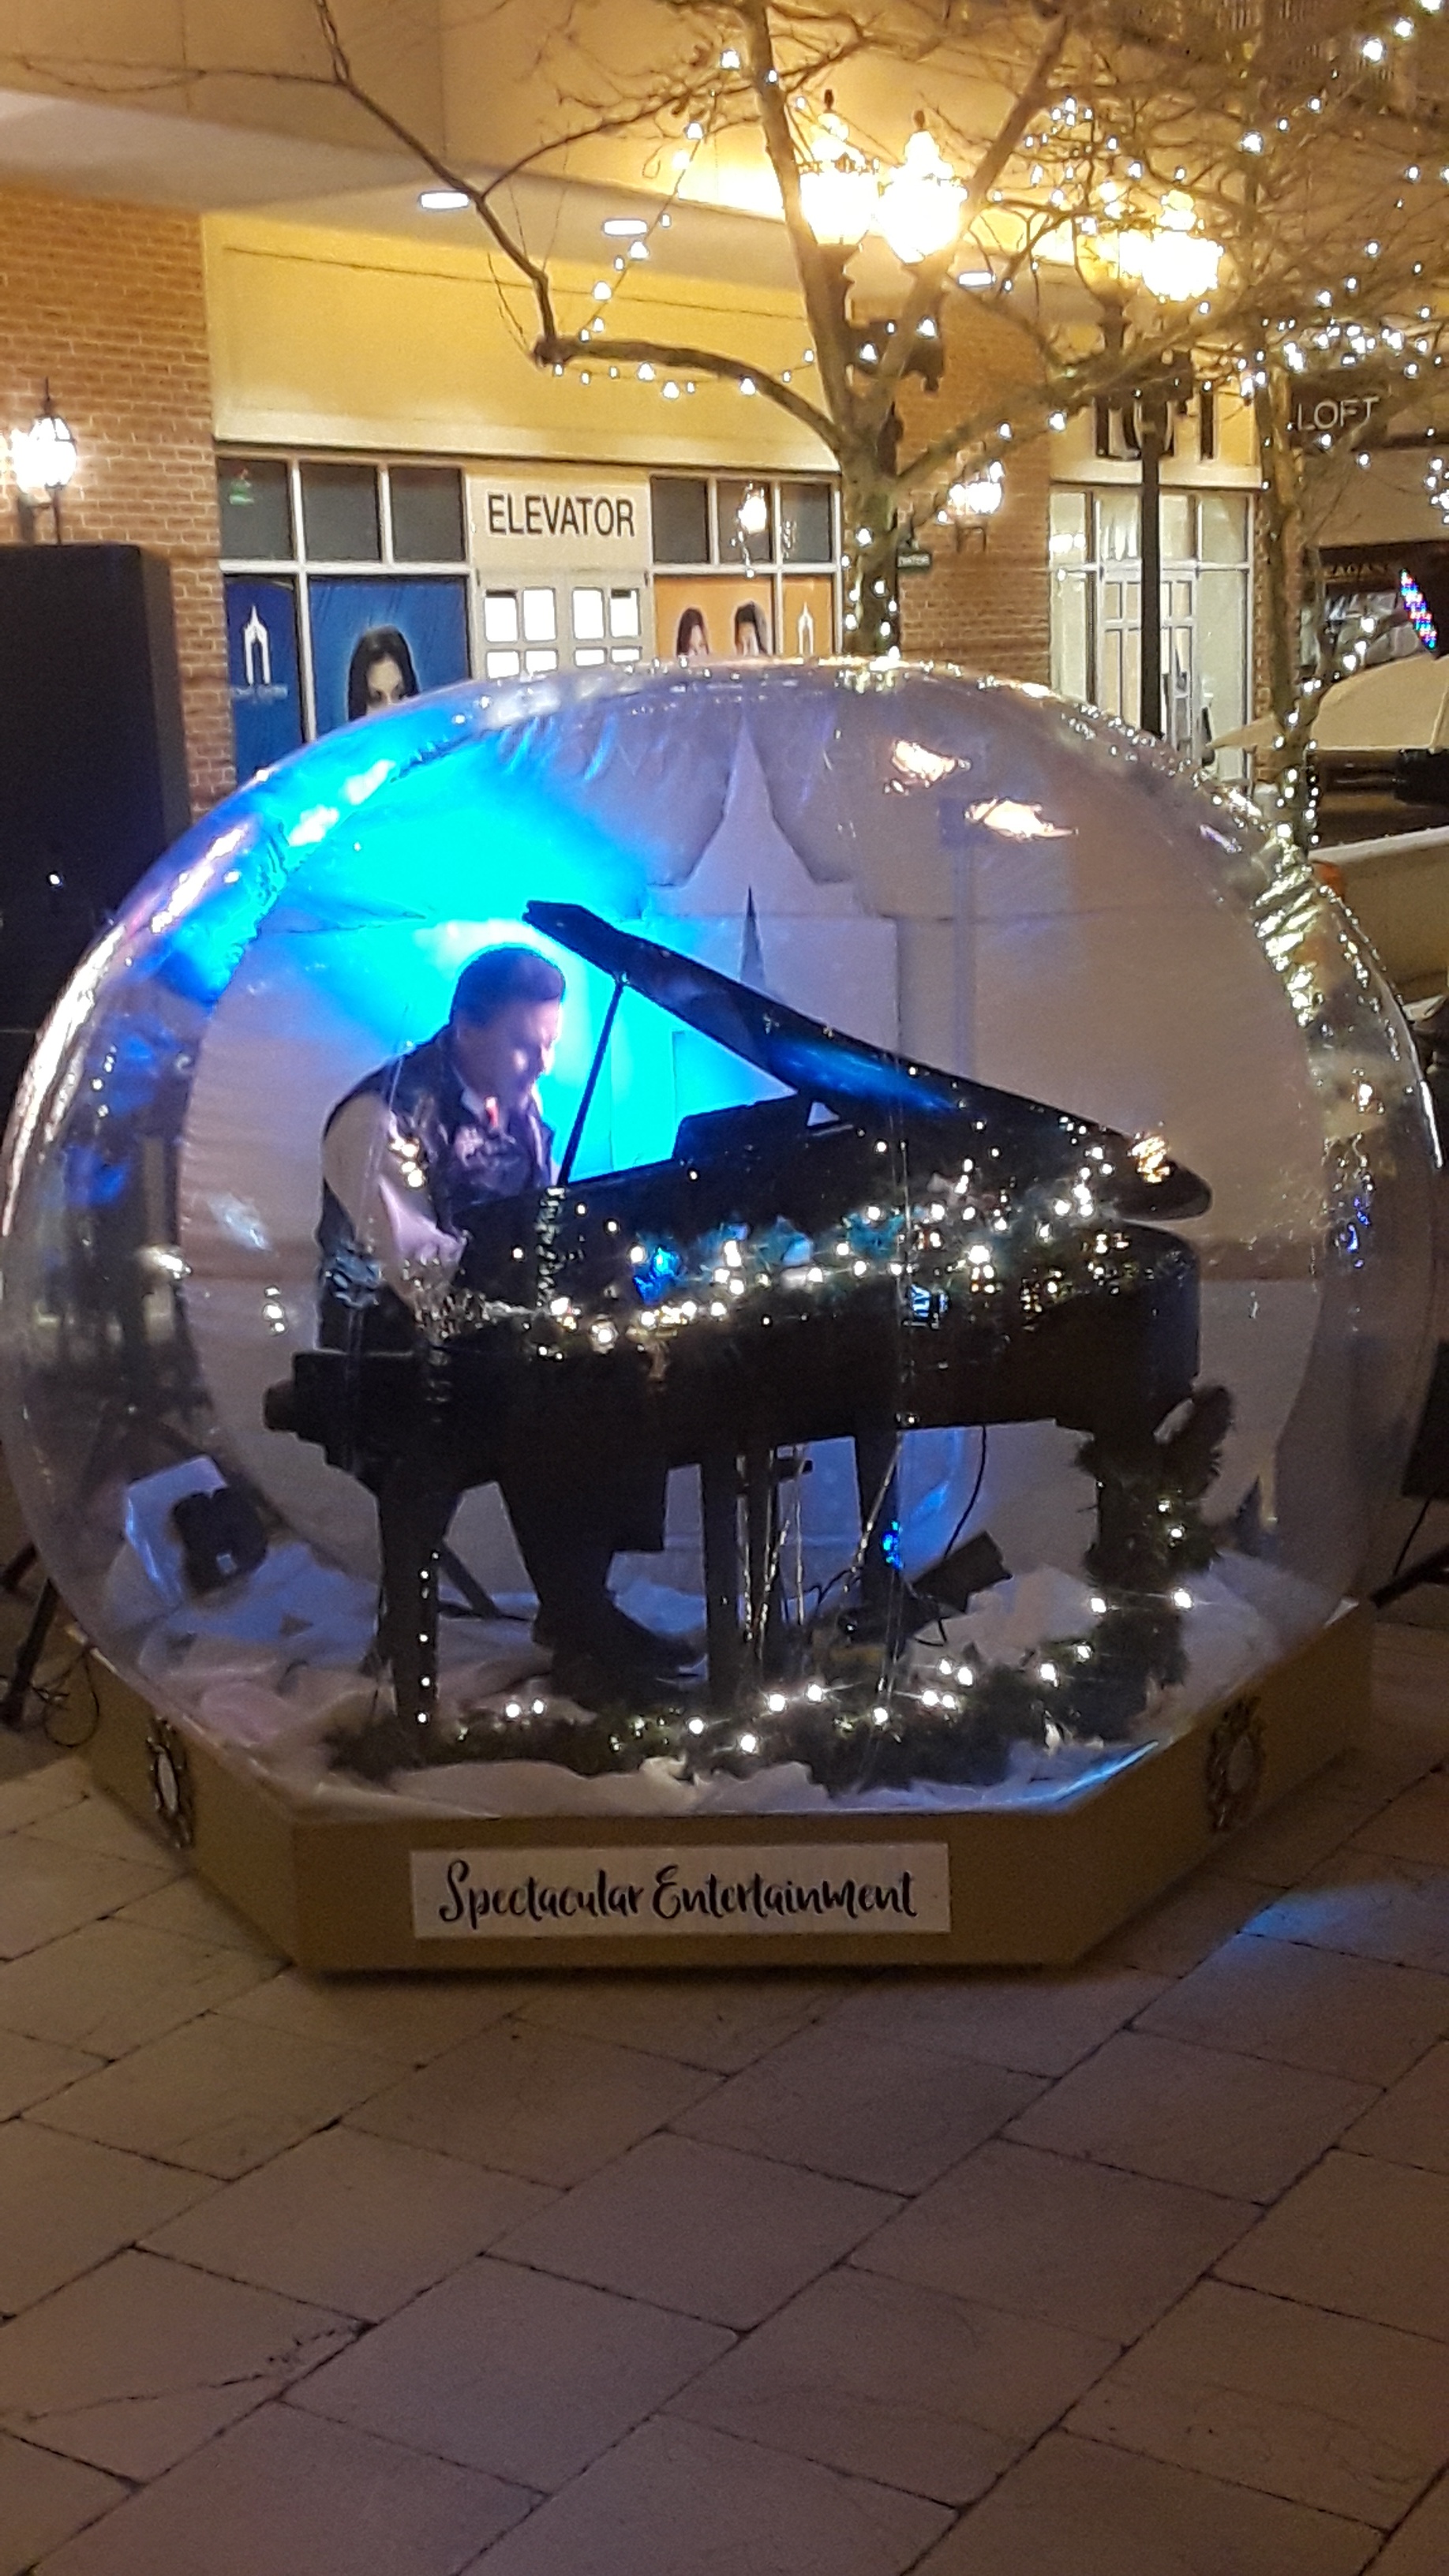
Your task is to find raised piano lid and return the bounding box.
[525,900,1211,1220]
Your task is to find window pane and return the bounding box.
[485,647,522,678]
[218,458,292,560]
[1050,567,1091,700]
[575,645,606,666]
[1097,492,1139,563]
[610,645,640,663]
[390,465,465,561]
[779,481,833,564]
[650,476,710,564]
[719,478,772,565]
[1049,489,1088,563]
[572,587,605,640]
[483,592,519,643]
[301,462,380,561]
[1160,493,1193,561]
[1199,564,1249,770]
[525,647,558,673]
[522,587,556,642]
[1200,490,1249,564]
[608,589,641,638]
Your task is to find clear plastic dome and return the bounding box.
[0,661,1437,1820]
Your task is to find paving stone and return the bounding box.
[144,2126,553,2320]
[1005,2030,1375,2200]
[492,2130,897,2327]
[855,2139,1254,2343]
[292,2253,731,2492]
[1069,2278,1449,2525]
[1136,1931,1449,2085]
[0,2248,351,2478]
[1217,2151,1449,2340]
[28,2012,393,2177]
[349,2017,716,2187]
[905,2429,1376,2575]
[459,2415,950,2576]
[36,2400,531,2576]
[670,2264,1118,2504]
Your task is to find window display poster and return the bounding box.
[226,577,304,784]
[309,576,470,736]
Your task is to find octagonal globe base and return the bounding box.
[83,1604,1371,1971]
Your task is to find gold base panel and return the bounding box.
[84,1604,1372,1974]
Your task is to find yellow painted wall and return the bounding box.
[204,212,831,472]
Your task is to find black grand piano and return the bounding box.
[265,900,1211,1732]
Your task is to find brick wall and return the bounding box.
[0,185,231,817]
[894,301,1051,684]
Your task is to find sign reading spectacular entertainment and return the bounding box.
[466,470,651,571]
[411,1843,952,1940]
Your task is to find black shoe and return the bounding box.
[537,1598,698,1677]
[549,1641,688,1716]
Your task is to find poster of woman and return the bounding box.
[309,577,470,734]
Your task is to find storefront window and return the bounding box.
[650,471,838,659]
[650,475,710,564]
[219,453,471,777]
[300,461,381,562]
[217,458,292,561]
[390,464,466,563]
[779,480,833,565]
[1049,485,1253,773]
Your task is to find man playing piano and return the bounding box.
[317,945,687,1701]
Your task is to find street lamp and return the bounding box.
[798,95,878,254]
[876,114,964,268]
[9,384,77,541]
[942,460,1005,545]
[1075,188,1223,737]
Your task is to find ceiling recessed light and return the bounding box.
[602,216,649,237]
[419,188,470,212]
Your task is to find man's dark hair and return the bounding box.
[451,945,565,1031]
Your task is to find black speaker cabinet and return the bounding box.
[0,542,192,1111]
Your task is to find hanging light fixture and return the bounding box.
[877,112,964,267]
[798,92,878,253]
[736,485,770,538]
[9,384,78,540]
[942,459,1005,543]
[1133,190,1224,304]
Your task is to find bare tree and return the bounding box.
[17,0,1449,735]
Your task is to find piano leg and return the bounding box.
[375,1460,458,1735]
[743,1441,790,1682]
[701,1446,743,1712]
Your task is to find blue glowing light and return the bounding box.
[1399,571,1438,653]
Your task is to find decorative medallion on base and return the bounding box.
[146,1717,196,1848]
[1204,1692,1265,1833]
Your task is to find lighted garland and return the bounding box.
[331,1379,1231,1793]
[331,1143,1233,1796]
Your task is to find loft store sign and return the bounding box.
[410,1842,951,1940]
[468,472,650,567]
[1288,383,1385,445]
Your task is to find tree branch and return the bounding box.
[534,329,838,444]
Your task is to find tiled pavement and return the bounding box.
[0,1620,1446,2575]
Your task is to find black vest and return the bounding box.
[317,1028,552,1343]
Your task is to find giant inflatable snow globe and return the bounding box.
[0,662,1437,1827]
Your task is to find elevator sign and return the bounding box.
[468,472,651,569]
